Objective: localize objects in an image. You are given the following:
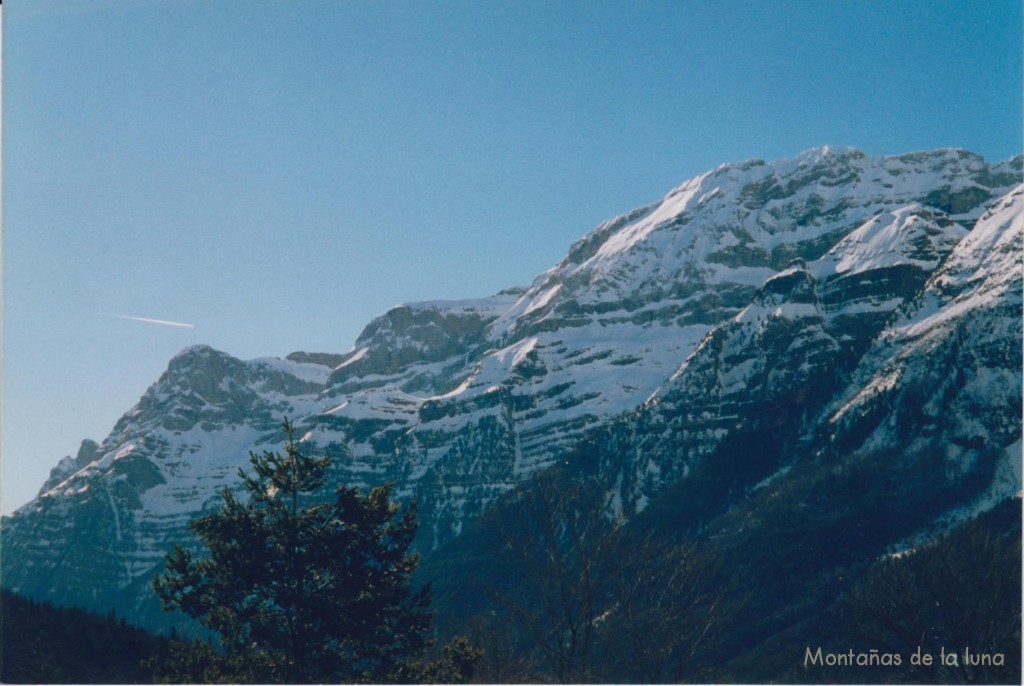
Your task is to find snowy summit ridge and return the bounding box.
[3,147,1021,630]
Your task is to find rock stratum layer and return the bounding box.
[3,148,1021,630]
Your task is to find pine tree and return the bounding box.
[152,419,436,683]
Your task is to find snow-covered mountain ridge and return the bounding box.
[3,147,1021,628]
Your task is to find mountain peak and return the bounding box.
[794,145,865,164]
[4,148,1021,637]
[171,343,221,359]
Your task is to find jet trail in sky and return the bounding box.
[107,314,195,329]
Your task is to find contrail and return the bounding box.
[107,314,195,329]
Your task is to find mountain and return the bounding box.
[1,589,171,684]
[2,147,1021,635]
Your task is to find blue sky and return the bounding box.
[3,0,1021,514]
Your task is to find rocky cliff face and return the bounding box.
[2,147,1020,628]
[823,184,1024,528]
[583,180,1022,531]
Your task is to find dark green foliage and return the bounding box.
[482,470,618,683]
[421,464,736,684]
[150,630,482,685]
[148,638,235,684]
[801,502,1021,684]
[597,536,732,683]
[395,636,485,684]
[421,417,1017,684]
[152,419,445,683]
[0,589,170,684]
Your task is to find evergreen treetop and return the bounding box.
[152,419,437,683]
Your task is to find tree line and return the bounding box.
[2,420,1019,683]
[0,589,172,683]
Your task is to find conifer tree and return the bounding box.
[152,419,436,683]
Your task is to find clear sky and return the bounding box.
[3,0,1021,515]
